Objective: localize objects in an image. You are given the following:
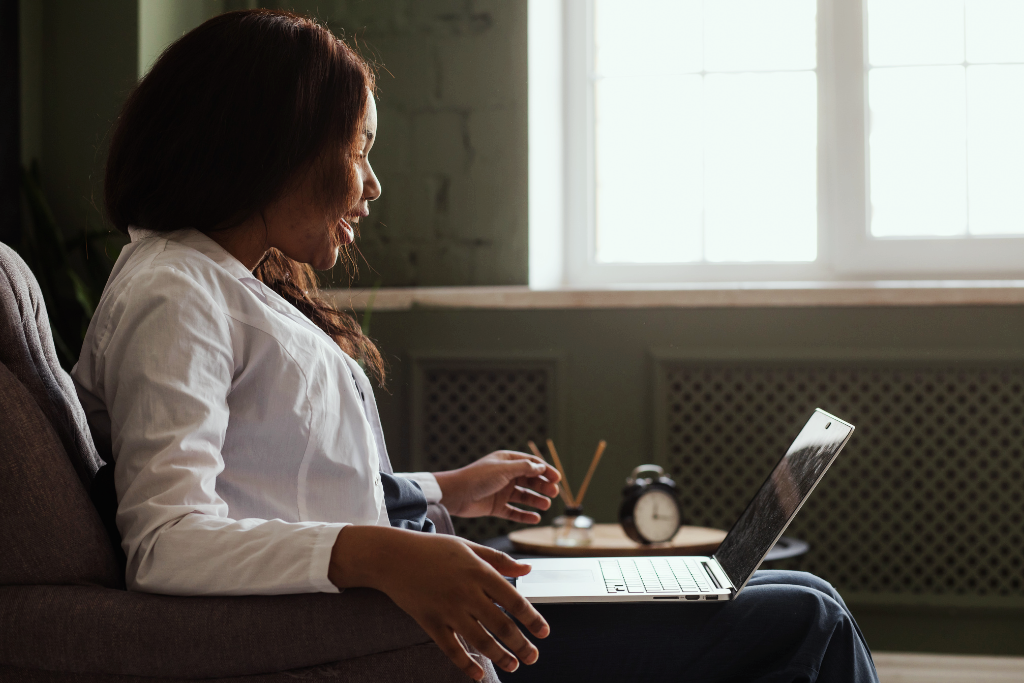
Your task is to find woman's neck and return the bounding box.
[207,217,271,271]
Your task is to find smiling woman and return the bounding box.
[81,10,568,681]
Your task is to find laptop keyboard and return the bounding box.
[600,558,715,594]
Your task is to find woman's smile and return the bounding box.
[338,216,355,245]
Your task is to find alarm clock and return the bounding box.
[618,465,682,544]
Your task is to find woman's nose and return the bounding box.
[364,165,381,202]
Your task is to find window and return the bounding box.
[529,0,1024,287]
[867,0,1024,238]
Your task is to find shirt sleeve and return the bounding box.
[395,472,443,504]
[100,266,345,596]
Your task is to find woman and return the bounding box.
[73,10,878,682]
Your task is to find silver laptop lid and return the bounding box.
[713,409,854,592]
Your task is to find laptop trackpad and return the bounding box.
[524,570,594,583]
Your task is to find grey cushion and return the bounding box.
[0,585,495,681]
[0,647,460,683]
[0,243,103,487]
[0,362,123,588]
[0,645,464,682]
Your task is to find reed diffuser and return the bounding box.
[529,439,607,547]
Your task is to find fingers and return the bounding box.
[495,451,562,484]
[458,616,520,673]
[473,602,541,668]
[515,475,561,500]
[431,625,486,681]
[509,485,553,511]
[498,504,542,525]
[466,542,534,576]
[482,575,551,640]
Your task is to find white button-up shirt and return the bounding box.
[72,228,440,596]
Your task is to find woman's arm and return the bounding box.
[328,525,549,681]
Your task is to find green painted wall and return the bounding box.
[282,0,530,288]
[20,0,138,236]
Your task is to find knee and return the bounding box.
[730,584,854,646]
[792,571,841,599]
[757,570,843,603]
[788,584,852,632]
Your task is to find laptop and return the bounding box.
[514,409,854,603]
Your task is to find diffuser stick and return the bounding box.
[529,440,575,508]
[545,439,576,507]
[573,440,606,507]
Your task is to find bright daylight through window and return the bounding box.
[594,0,817,264]
[868,0,1024,238]
[536,0,1024,286]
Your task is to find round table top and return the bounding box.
[508,523,728,557]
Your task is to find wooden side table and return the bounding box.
[483,524,809,562]
[508,524,726,557]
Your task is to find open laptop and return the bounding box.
[514,409,854,603]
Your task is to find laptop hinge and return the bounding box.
[702,562,722,589]
[707,557,736,593]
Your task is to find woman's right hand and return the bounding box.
[328,525,549,681]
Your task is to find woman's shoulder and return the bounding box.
[112,230,244,295]
[85,230,261,347]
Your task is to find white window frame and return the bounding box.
[528,0,1024,288]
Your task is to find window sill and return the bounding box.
[326,281,1024,311]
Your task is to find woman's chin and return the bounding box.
[311,247,340,271]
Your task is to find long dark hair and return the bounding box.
[104,9,383,382]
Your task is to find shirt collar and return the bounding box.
[128,226,253,282]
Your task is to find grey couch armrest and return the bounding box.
[0,584,497,682]
[426,503,456,536]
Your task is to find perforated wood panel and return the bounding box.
[660,363,1024,596]
[414,361,555,541]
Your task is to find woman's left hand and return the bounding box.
[433,451,562,522]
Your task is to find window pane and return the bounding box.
[704,72,817,262]
[704,0,817,72]
[595,76,704,263]
[869,67,967,237]
[967,65,1024,234]
[868,0,964,66]
[966,0,1024,63]
[594,0,702,77]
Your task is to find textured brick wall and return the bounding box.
[283,0,529,287]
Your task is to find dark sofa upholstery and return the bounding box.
[0,242,497,682]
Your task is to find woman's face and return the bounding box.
[263,95,381,271]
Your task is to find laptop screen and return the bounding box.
[713,409,854,591]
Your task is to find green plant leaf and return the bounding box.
[68,269,97,319]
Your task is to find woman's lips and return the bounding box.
[338,217,355,245]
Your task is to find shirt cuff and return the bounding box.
[396,472,443,504]
[309,523,348,593]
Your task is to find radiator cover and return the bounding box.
[658,362,1024,597]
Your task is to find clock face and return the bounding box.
[633,489,681,543]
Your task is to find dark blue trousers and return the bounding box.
[504,570,879,683]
